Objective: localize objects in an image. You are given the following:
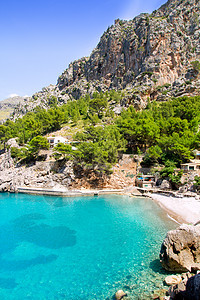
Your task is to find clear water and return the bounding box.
[0,193,176,300]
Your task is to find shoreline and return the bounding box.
[149,193,200,225]
[16,186,125,197]
[8,186,200,225]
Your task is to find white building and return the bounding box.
[47,136,69,148]
[181,161,200,172]
[181,150,200,174]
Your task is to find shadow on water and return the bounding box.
[0,277,18,289]
[149,259,170,275]
[0,254,58,271]
[5,213,77,250]
[0,213,77,289]
[13,213,76,249]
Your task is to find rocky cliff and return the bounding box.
[0,148,137,192]
[0,150,75,192]
[58,0,200,95]
[4,0,200,119]
[0,96,27,121]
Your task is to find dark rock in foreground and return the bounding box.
[168,273,200,300]
[160,224,200,272]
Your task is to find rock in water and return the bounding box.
[168,273,200,300]
[165,275,182,286]
[160,224,200,272]
[114,290,127,300]
[184,273,200,300]
[168,279,187,299]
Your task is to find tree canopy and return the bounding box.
[2,93,200,172]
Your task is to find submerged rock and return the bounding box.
[152,288,168,299]
[160,224,200,272]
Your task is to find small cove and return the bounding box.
[0,193,176,299]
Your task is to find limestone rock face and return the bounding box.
[0,150,14,171]
[0,152,75,192]
[160,224,200,272]
[0,96,27,121]
[7,138,19,148]
[57,0,200,104]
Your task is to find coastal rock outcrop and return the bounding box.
[159,179,172,190]
[0,150,14,171]
[168,273,200,300]
[0,152,75,192]
[0,150,136,192]
[160,224,200,272]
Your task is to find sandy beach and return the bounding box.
[150,193,200,224]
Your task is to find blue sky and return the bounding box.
[0,0,166,101]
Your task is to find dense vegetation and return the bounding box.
[1,92,200,176]
[117,96,200,166]
[0,91,120,145]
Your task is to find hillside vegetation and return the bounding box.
[0,0,200,188]
[1,91,200,181]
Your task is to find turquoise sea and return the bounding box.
[0,193,176,299]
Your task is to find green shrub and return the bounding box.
[194,176,200,186]
[10,147,28,161]
[191,60,200,73]
[141,71,153,77]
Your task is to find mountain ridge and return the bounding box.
[1,0,200,120]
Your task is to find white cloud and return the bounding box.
[8,93,19,98]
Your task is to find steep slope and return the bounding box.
[57,0,200,99]
[7,0,200,119]
[0,96,28,121]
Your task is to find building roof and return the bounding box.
[181,160,200,166]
